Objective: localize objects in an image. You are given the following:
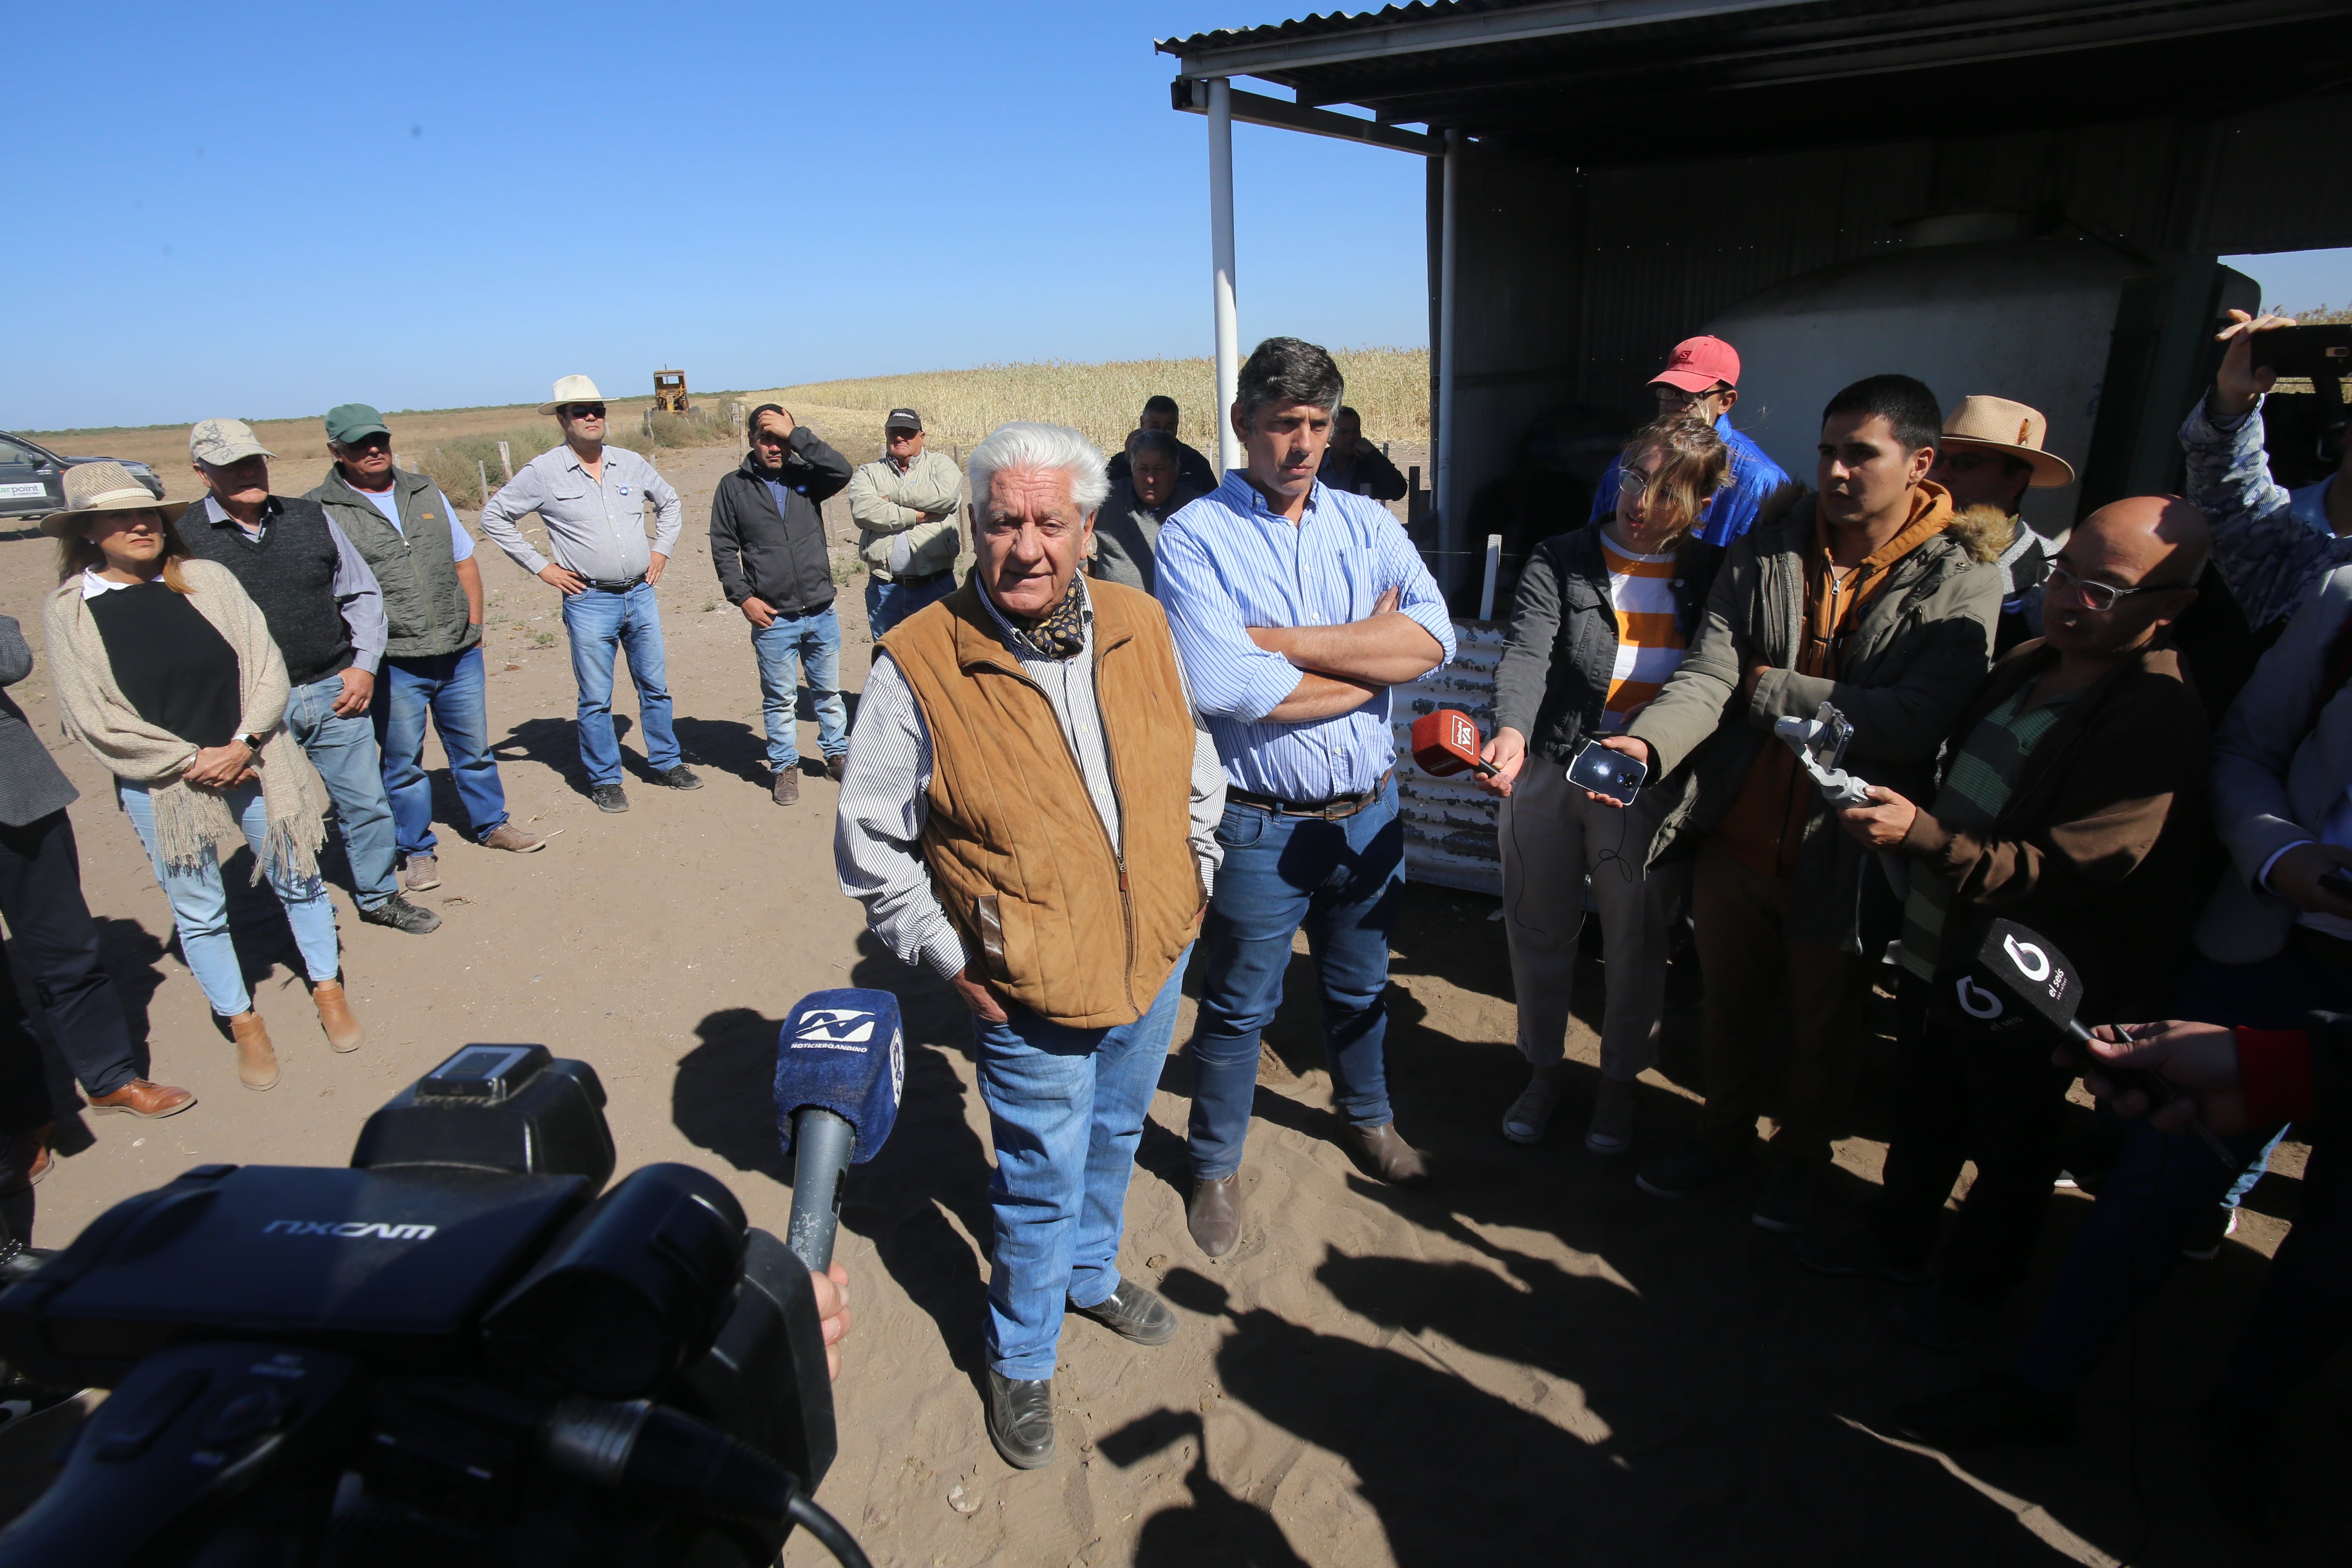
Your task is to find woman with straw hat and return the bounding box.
[39,462,363,1090]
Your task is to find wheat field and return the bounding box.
[752,346,1430,458]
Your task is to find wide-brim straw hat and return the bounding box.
[1940,395,2076,488]
[37,461,172,539]
[539,374,607,414]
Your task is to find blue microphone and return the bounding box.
[773,989,904,1271]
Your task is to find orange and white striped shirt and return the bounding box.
[1598,535,1688,730]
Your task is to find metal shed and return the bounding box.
[1158,0,2352,892]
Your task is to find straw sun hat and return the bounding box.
[37,462,171,540]
[539,374,607,414]
[1940,396,2076,488]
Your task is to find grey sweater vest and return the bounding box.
[177,496,354,686]
[309,467,479,660]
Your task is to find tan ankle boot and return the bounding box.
[229,1011,279,1090]
[312,979,363,1053]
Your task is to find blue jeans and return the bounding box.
[373,646,508,856]
[751,608,848,771]
[2017,1112,2282,1393]
[1187,778,1403,1179]
[118,779,342,1018]
[865,572,955,639]
[286,672,399,909]
[979,947,1190,1380]
[560,582,679,786]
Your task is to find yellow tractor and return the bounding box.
[652,370,689,414]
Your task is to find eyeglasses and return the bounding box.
[2045,563,2192,613]
[564,404,608,420]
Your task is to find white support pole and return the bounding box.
[1208,78,1241,477]
[1436,128,1462,594]
[1478,534,1502,621]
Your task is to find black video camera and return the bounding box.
[0,1044,866,1568]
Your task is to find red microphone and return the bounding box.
[1411,708,1500,778]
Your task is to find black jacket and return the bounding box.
[1492,522,1726,764]
[1107,439,1217,496]
[709,429,853,616]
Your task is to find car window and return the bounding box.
[0,438,45,466]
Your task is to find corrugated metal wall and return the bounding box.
[1389,621,1503,896]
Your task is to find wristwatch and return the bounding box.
[237,732,265,752]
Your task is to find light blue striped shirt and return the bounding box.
[1154,470,1455,801]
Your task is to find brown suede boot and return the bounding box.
[229,1011,279,1090]
[312,979,363,1053]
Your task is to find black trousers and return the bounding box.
[1867,973,2074,1305]
[0,809,138,1130]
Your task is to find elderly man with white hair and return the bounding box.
[834,422,1225,1472]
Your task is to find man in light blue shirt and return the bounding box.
[1154,336,1455,1257]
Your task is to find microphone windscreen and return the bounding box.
[1411,709,1481,777]
[1931,920,2084,1041]
[774,989,904,1164]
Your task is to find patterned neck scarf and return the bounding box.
[999,575,1088,661]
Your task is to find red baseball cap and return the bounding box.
[1649,335,1741,394]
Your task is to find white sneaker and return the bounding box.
[1584,1078,1637,1156]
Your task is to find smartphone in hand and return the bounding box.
[1568,739,1647,804]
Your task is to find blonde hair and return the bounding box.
[56,509,196,594]
[1616,415,1732,550]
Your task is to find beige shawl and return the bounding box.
[43,557,325,883]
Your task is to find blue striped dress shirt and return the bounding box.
[1154,470,1455,802]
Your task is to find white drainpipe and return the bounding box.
[1208,78,1242,476]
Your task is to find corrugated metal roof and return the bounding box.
[1158,1,1508,56]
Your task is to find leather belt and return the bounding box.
[1228,769,1393,821]
[885,568,952,586]
[580,575,645,592]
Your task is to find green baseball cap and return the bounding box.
[324,403,391,445]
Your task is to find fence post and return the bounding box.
[477,461,492,507]
[496,441,513,482]
[1478,534,1502,621]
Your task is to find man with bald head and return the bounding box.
[1793,495,2215,1346]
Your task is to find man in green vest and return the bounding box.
[309,405,545,896]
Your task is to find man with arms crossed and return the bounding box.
[1155,336,1456,1258]
[835,422,1224,1471]
[847,408,963,640]
[476,376,701,812]
[310,404,545,888]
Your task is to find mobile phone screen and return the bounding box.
[1568,739,1647,804]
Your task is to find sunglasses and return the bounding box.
[564,404,608,420]
[2046,563,2193,613]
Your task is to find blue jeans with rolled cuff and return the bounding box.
[285,671,399,909]
[751,608,848,772]
[560,581,680,787]
[118,779,342,1019]
[1186,777,1404,1180]
[373,646,509,857]
[979,948,1190,1380]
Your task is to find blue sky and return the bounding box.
[7,1,2346,432]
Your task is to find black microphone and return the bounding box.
[1936,920,2233,1163]
[772,990,904,1271]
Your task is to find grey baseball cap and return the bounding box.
[190,418,275,466]
[883,407,923,432]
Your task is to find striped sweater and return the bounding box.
[1597,534,1689,730]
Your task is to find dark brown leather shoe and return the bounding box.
[0,1128,50,1194]
[1188,1174,1241,1258]
[1346,1122,1432,1187]
[87,1080,196,1119]
[825,754,848,784]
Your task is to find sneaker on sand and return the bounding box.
[772,769,801,807]
[1584,1078,1637,1156]
[826,754,849,783]
[650,764,703,790]
[2181,1203,2240,1261]
[591,784,629,813]
[1502,1073,1563,1145]
[1793,1217,1932,1283]
[359,893,441,935]
[401,852,441,891]
[481,822,546,853]
[1636,1139,1754,1200]
[1751,1163,1818,1234]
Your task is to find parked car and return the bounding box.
[0,432,167,522]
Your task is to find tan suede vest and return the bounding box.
[882,578,1202,1028]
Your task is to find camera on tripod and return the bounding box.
[0,1041,867,1568]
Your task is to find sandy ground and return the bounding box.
[0,432,2340,1567]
